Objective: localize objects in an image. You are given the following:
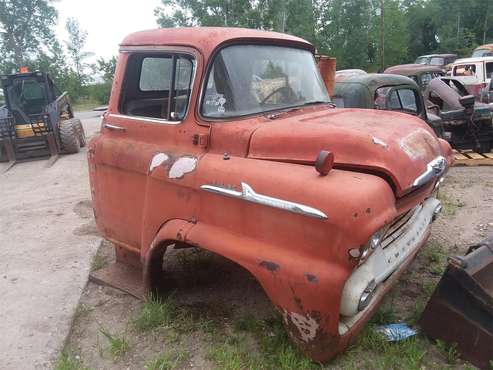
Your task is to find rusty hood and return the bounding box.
[248,108,450,196]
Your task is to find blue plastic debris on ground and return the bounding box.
[375,323,417,341]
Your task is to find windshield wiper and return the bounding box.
[302,100,332,106]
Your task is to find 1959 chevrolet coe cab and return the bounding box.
[88,27,453,361]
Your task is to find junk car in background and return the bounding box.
[424,77,493,153]
[333,73,443,135]
[414,53,458,72]
[472,43,493,57]
[384,64,444,91]
[451,56,493,97]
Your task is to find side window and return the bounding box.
[454,64,476,77]
[375,87,419,114]
[139,57,172,91]
[120,53,194,121]
[486,62,493,79]
[421,73,432,88]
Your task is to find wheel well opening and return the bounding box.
[145,240,275,320]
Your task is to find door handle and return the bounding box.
[104,123,126,132]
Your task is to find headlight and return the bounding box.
[349,229,386,264]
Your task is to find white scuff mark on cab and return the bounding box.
[169,156,198,179]
[372,136,388,148]
[400,129,439,161]
[149,153,169,172]
[282,310,319,343]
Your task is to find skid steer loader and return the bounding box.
[0,71,85,171]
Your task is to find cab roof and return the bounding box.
[453,56,493,64]
[120,27,314,58]
[384,63,443,75]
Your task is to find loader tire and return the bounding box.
[59,119,80,154]
[74,118,86,147]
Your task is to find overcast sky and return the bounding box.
[55,0,162,60]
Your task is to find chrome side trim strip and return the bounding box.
[108,114,182,125]
[200,182,328,220]
[412,155,447,188]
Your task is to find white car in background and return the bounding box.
[450,56,493,98]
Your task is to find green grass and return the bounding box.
[90,251,107,272]
[72,98,101,112]
[145,349,189,370]
[55,351,87,370]
[133,293,181,332]
[99,328,129,360]
[74,303,94,319]
[438,192,465,216]
[435,339,459,364]
[423,240,447,275]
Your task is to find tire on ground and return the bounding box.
[73,118,86,147]
[59,118,81,154]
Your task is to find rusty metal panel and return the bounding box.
[419,236,493,369]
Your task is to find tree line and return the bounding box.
[1,0,492,105]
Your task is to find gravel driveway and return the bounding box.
[0,111,102,369]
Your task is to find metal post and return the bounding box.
[380,0,385,71]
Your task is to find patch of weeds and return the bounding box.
[90,251,107,272]
[146,349,189,370]
[233,313,259,332]
[370,304,397,325]
[435,339,459,364]
[133,293,180,332]
[74,303,94,319]
[438,192,465,217]
[99,327,129,360]
[406,298,427,326]
[55,351,87,370]
[255,317,318,370]
[207,337,247,370]
[358,326,427,369]
[423,240,447,275]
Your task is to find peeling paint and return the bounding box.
[169,156,198,179]
[283,311,320,343]
[400,129,439,161]
[372,136,388,148]
[259,260,280,272]
[149,153,169,172]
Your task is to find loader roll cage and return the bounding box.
[0,71,83,170]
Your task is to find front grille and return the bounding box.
[381,205,422,249]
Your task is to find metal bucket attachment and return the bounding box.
[419,235,493,369]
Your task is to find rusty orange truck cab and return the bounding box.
[88,27,453,362]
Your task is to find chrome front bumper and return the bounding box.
[340,197,441,319]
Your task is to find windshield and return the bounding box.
[415,57,429,64]
[201,44,330,118]
[430,57,444,66]
[472,49,493,57]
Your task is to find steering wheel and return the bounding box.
[260,86,295,105]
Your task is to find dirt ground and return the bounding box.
[62,166,493,370]
[0,111,103,369]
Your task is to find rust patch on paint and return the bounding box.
[259,260,280,272]
[305,273,318,284]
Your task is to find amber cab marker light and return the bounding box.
[315,150,334,176]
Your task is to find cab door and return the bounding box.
[89,47,206,253]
